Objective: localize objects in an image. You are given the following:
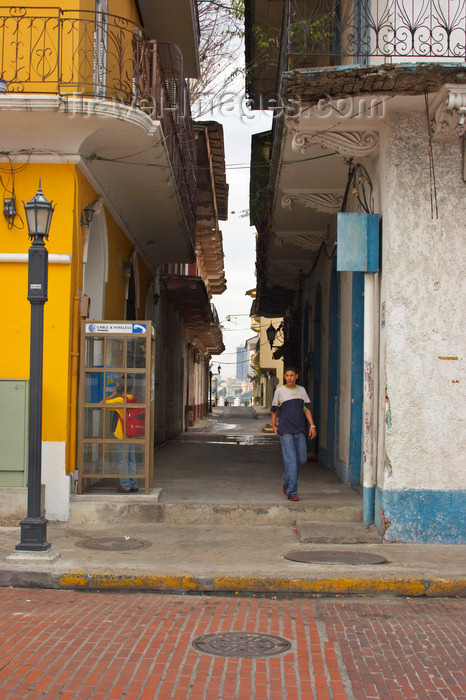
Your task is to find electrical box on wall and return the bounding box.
[0,379,28,487]
[336,213,379,273]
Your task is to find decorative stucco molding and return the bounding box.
[277,231,325,250]
[291,129,379,156]
[431,84,466,141]
[282,191,344,213]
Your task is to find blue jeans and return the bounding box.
[115,442,138,490]
[279,432,307,496]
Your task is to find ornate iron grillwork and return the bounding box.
[286,0,466,66]
[0,7,196,243]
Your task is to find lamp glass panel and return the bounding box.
[36,207,49,234]
[25,208,36,234]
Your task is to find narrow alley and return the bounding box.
[154,407,361,512]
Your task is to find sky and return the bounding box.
[197,94,272,378]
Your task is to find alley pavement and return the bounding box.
[0,407,465,597]
[1,588,465,699]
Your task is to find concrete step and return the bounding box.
[296,520,382,544]
[69,493,362,525]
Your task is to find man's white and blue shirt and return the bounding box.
[271,385,311,435]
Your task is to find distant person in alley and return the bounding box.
[271,366,317,501]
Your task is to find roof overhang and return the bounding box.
[162,274,224,353]
[245,0,285,105]
[137,0,200,78]
[0,96,195,271]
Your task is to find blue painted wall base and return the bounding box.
[363,486,375,526]
[375,488,466,543]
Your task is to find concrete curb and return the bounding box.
[1,569,465,597]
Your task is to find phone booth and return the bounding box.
[77,321,155,494]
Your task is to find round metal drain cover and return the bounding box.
[192,632,292,658]
[284,550,387,565]
[75,537,152,551]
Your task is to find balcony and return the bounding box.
[284,0,466,69]
[162,275,225,354]
[246,0,466,104]
[0,7,196,260]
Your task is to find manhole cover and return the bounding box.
[75,537,152,551]
[284,550,387,565]
[192,632,292,658]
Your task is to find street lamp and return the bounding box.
[266,323,277,349]
[209,366,213,412]
[16,181,55,552]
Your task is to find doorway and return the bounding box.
[82,202,108,320]
[349,272,364,485]
[327,262,340,469]
[313,284,323,462]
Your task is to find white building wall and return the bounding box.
[380,110,465,488]
[43,442,70,521]
[377,108,466,541]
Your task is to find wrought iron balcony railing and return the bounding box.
[284,0,466,68]
[0,7,196,242]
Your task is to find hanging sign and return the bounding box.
[85,323,148,334]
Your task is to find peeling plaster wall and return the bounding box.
[380,111,465,489]
[377,110,466,541]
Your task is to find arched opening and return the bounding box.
[82,201,108,320]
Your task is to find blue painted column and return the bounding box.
[348,273,364,486]
[362,273,377,526]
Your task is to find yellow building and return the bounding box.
[245,290,283,407]
[0,1,224,521]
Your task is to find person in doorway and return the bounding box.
[104,377,138,493]
[271,366,317,501]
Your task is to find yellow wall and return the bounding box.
[0,0,142,97]
[0,164,76,441]
[1,159,152,471]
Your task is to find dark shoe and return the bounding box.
[116,486,131,493]
[288,493,299,501]
[282,482,286,495]
[130,487,139,492]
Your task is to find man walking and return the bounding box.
[271,366,317,501]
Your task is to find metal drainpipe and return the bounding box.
[363,273,376,526]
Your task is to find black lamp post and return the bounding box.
[16,181,55,552]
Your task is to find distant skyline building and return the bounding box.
[236,346,247,381]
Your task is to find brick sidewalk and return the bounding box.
[0,589,464,699]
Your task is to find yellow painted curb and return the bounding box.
[212,576,427,596]
[59,572,466,596]
[60,573,202,590]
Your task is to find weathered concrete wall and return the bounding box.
[377,109,466,541]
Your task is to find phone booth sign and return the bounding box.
[77,322,155,495]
